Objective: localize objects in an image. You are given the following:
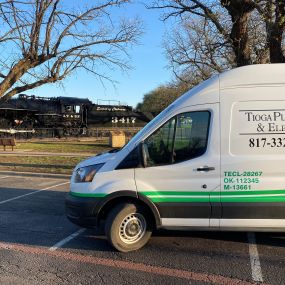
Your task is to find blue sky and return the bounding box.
[24,1,173,108]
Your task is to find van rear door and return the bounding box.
[135,104,220,228]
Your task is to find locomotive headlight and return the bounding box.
[74,163,104,183]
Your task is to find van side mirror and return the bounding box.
[140,142,148,168]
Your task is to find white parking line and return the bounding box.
[248,232,263,283]
[0,181,69,205]
[49,228,86,251]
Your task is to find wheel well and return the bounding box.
[97,196,156,229]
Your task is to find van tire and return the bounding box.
[105,203,152,252]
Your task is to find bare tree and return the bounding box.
[221,0,256,66]
[139,1,285,112]
[253,0,285,63]
[164,16,235,83]
[0,0,142,101]
[150,0,285,85]
[163,7,269,84]
[150,0,256,67]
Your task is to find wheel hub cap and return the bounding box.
[119,213,146,244]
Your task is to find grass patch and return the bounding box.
[16,140,112,154]
[0,155,89,174]
[1,139,114,174]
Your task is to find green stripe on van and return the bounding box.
[149,196,209,203]
[219,190,285,196]
[220,196,285,203]
[142,189,285,196]
[141,190,285,203]
[70,189,285,202]
[142,191,210,196]
[70,192,106,198]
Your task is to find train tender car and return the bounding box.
[87,103,151,127]
[0,94,151,135]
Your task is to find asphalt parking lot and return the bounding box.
[0,172,284,285]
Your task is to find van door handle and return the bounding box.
[195,166,215,172]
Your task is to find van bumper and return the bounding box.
[65,193,102,228]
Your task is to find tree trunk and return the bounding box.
[268,26,285,63]
[221,0,255,66]
[264,0,285,63]
[0,59,31,98]
[230,12,252,66]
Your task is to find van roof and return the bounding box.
[219,64,285,89]
[159,64,285,114]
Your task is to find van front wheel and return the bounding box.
[105,203,152,252]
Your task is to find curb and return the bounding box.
[0,171,71,180]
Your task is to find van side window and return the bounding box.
[144,111,210,166]
[173,112,210,163]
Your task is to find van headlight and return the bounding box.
[74,163,104,183]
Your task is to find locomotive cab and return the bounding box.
[59,97,91,128]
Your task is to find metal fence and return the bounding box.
[0,127,142,140]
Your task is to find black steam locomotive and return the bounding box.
[0,94,152,135]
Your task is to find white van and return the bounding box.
[66,64,285,252]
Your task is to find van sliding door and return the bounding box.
[220,89,285,228]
